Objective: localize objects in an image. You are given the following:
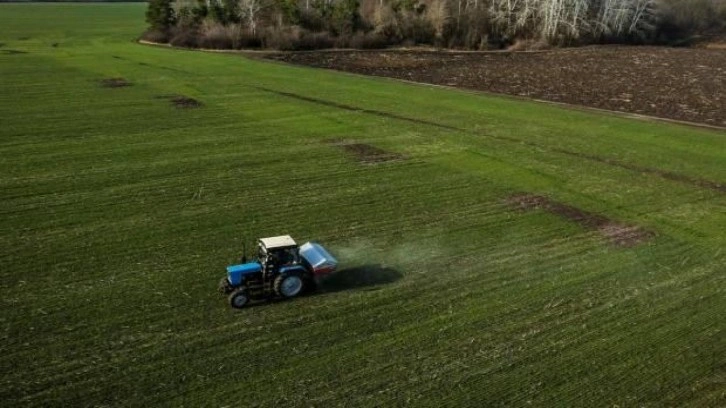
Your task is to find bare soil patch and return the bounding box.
[2,49,28,55]
[156,94,204,108]
[170,96,203,109]
[336,142,403,163]
[705,42,726,50]
[598,224,654,248]
[265,46,726,127]
[506,193,654,247]
[100,77,132,88]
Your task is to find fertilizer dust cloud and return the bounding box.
[321,238,443,291]
[333,238,443,269]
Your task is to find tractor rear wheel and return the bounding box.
[228,287,249,309]
[274,273,304,298]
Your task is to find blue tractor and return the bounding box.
[218,235,338,308]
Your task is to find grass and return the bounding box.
[1,3,725,406]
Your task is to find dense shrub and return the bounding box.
[263,26,299,50]
[347,31,390,48]
[169,27,199,48]
[198,22,237,49]
[140,28,171,44]
[143,0,726,50]
[146,0,175,31]
[440,7,491,49]
[238,30,264,48]
[655,0,726,44]
[299,8,328,32]
[297,30,337,49]
[264,27,336,50]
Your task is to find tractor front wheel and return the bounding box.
[218,277,233,294]
[228,287,250,309]
[274,273,304,298]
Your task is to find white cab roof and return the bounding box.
[260,235,297,249]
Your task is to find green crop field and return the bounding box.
[1,3,724,406]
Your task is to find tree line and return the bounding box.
[143,0,726,50]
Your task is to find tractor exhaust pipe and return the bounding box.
[240,242,248,264]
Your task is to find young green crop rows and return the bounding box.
[1,4,724,406]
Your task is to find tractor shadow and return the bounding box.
[317,264,402,293]
[238,264,401,309]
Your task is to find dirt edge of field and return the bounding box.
[327,139,404,163]
[100,77,132,88]
[262,47,726,130]
[505,193,655,247]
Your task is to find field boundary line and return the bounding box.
[135,40,726,132]
[330,71,726,133]
[137,40,551,55]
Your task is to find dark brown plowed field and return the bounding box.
[265,46,726,127]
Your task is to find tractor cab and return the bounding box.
[257,235,300,274]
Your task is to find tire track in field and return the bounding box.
[254,86,726,194]
[110,55,195,75]
[555,150,726,193]
[252,86,460,131]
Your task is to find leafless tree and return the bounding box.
[238,0,268,35]
[488,0,654,41]
[595,0,655,36]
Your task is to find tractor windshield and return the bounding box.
[279,248,299,264]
